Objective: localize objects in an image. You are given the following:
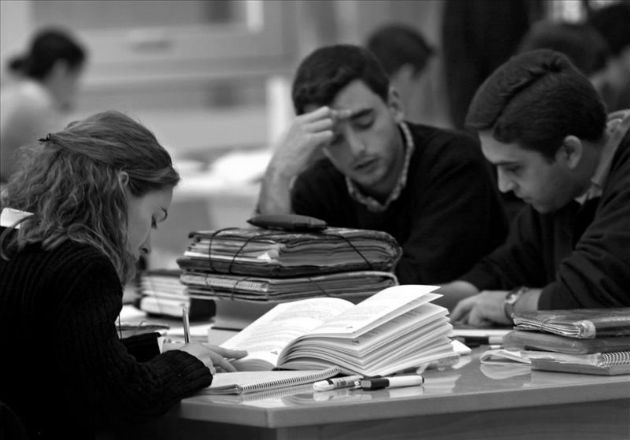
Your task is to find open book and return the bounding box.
[219,285,456,376]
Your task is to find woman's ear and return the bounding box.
[387,87,405,123]
[118,171,130,188]
[557,135,583,169]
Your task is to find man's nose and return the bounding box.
[343,128,366,156]
[497,168,515,193]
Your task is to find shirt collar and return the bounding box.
[575,110,630,204]
[345,121,414,213]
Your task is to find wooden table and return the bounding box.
[138,344,630,440]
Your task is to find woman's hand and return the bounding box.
[169,342,247,374]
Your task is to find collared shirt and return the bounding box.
[345,121,415,213]
[575,110,630,205]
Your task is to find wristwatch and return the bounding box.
[504,287,529,322]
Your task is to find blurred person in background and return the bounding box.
[366,23,435,124]
[1,27,87,183]
[518,20,610,79]
[588,1,630,112]
[441,0,543,130]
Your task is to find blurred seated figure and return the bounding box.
[518,20,610,78]
[366,24,435,124]
[589,2,630,112]
[1,28,87,183]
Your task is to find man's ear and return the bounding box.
[557,135,583,169]
[387,87,405,123]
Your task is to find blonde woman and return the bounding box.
[0,110,245,439]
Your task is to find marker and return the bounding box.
[360,375,424,391]
[313,375,363,392]
[455,335,504,347]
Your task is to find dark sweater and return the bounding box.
[0,232,212,439]
[461,132,630,308]
[291,123,508,284]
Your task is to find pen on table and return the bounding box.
[360,375,424,391]
[313,375,364,392]
[181,304,190,344]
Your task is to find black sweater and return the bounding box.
[0,233,212,439]
[462,132,630,308]
[291,123,508,284]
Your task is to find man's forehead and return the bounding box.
[479,132,530,163]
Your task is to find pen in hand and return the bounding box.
[182,304,190,344]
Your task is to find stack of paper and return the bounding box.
[176,226,402,329]
[178,227,401,277]
[136,269,214,319]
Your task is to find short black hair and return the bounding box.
[9,27,86,80]
[366,24,434,77]
[292,44,389,115]
[466,49,606,159]
[518,21,609,76]
[589,2,630,57]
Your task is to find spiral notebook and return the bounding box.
[530,351,630,376]
[203,367,342,395]
[513,308,630,339]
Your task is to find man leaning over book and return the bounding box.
[440,50,630,325]
[256,44,507,285]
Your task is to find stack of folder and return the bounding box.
[503,308,630,375]
[136,269,214,319]
[176,226,402,329]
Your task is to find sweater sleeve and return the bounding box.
[460,206,549,290]
[52,253,212,429]
[121,333,161,362]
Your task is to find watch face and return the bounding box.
[506,293,519,305]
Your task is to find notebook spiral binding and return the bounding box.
[599,351,630,367]
[238,367,341,394]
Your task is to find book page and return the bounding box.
[310,285,440,337]
[221,297,354,369]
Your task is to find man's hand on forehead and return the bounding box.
[330,108,354,122]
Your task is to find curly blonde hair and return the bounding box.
[1,110,180,282]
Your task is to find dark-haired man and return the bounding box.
[257,44,508,285]
[445,49,630,326]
